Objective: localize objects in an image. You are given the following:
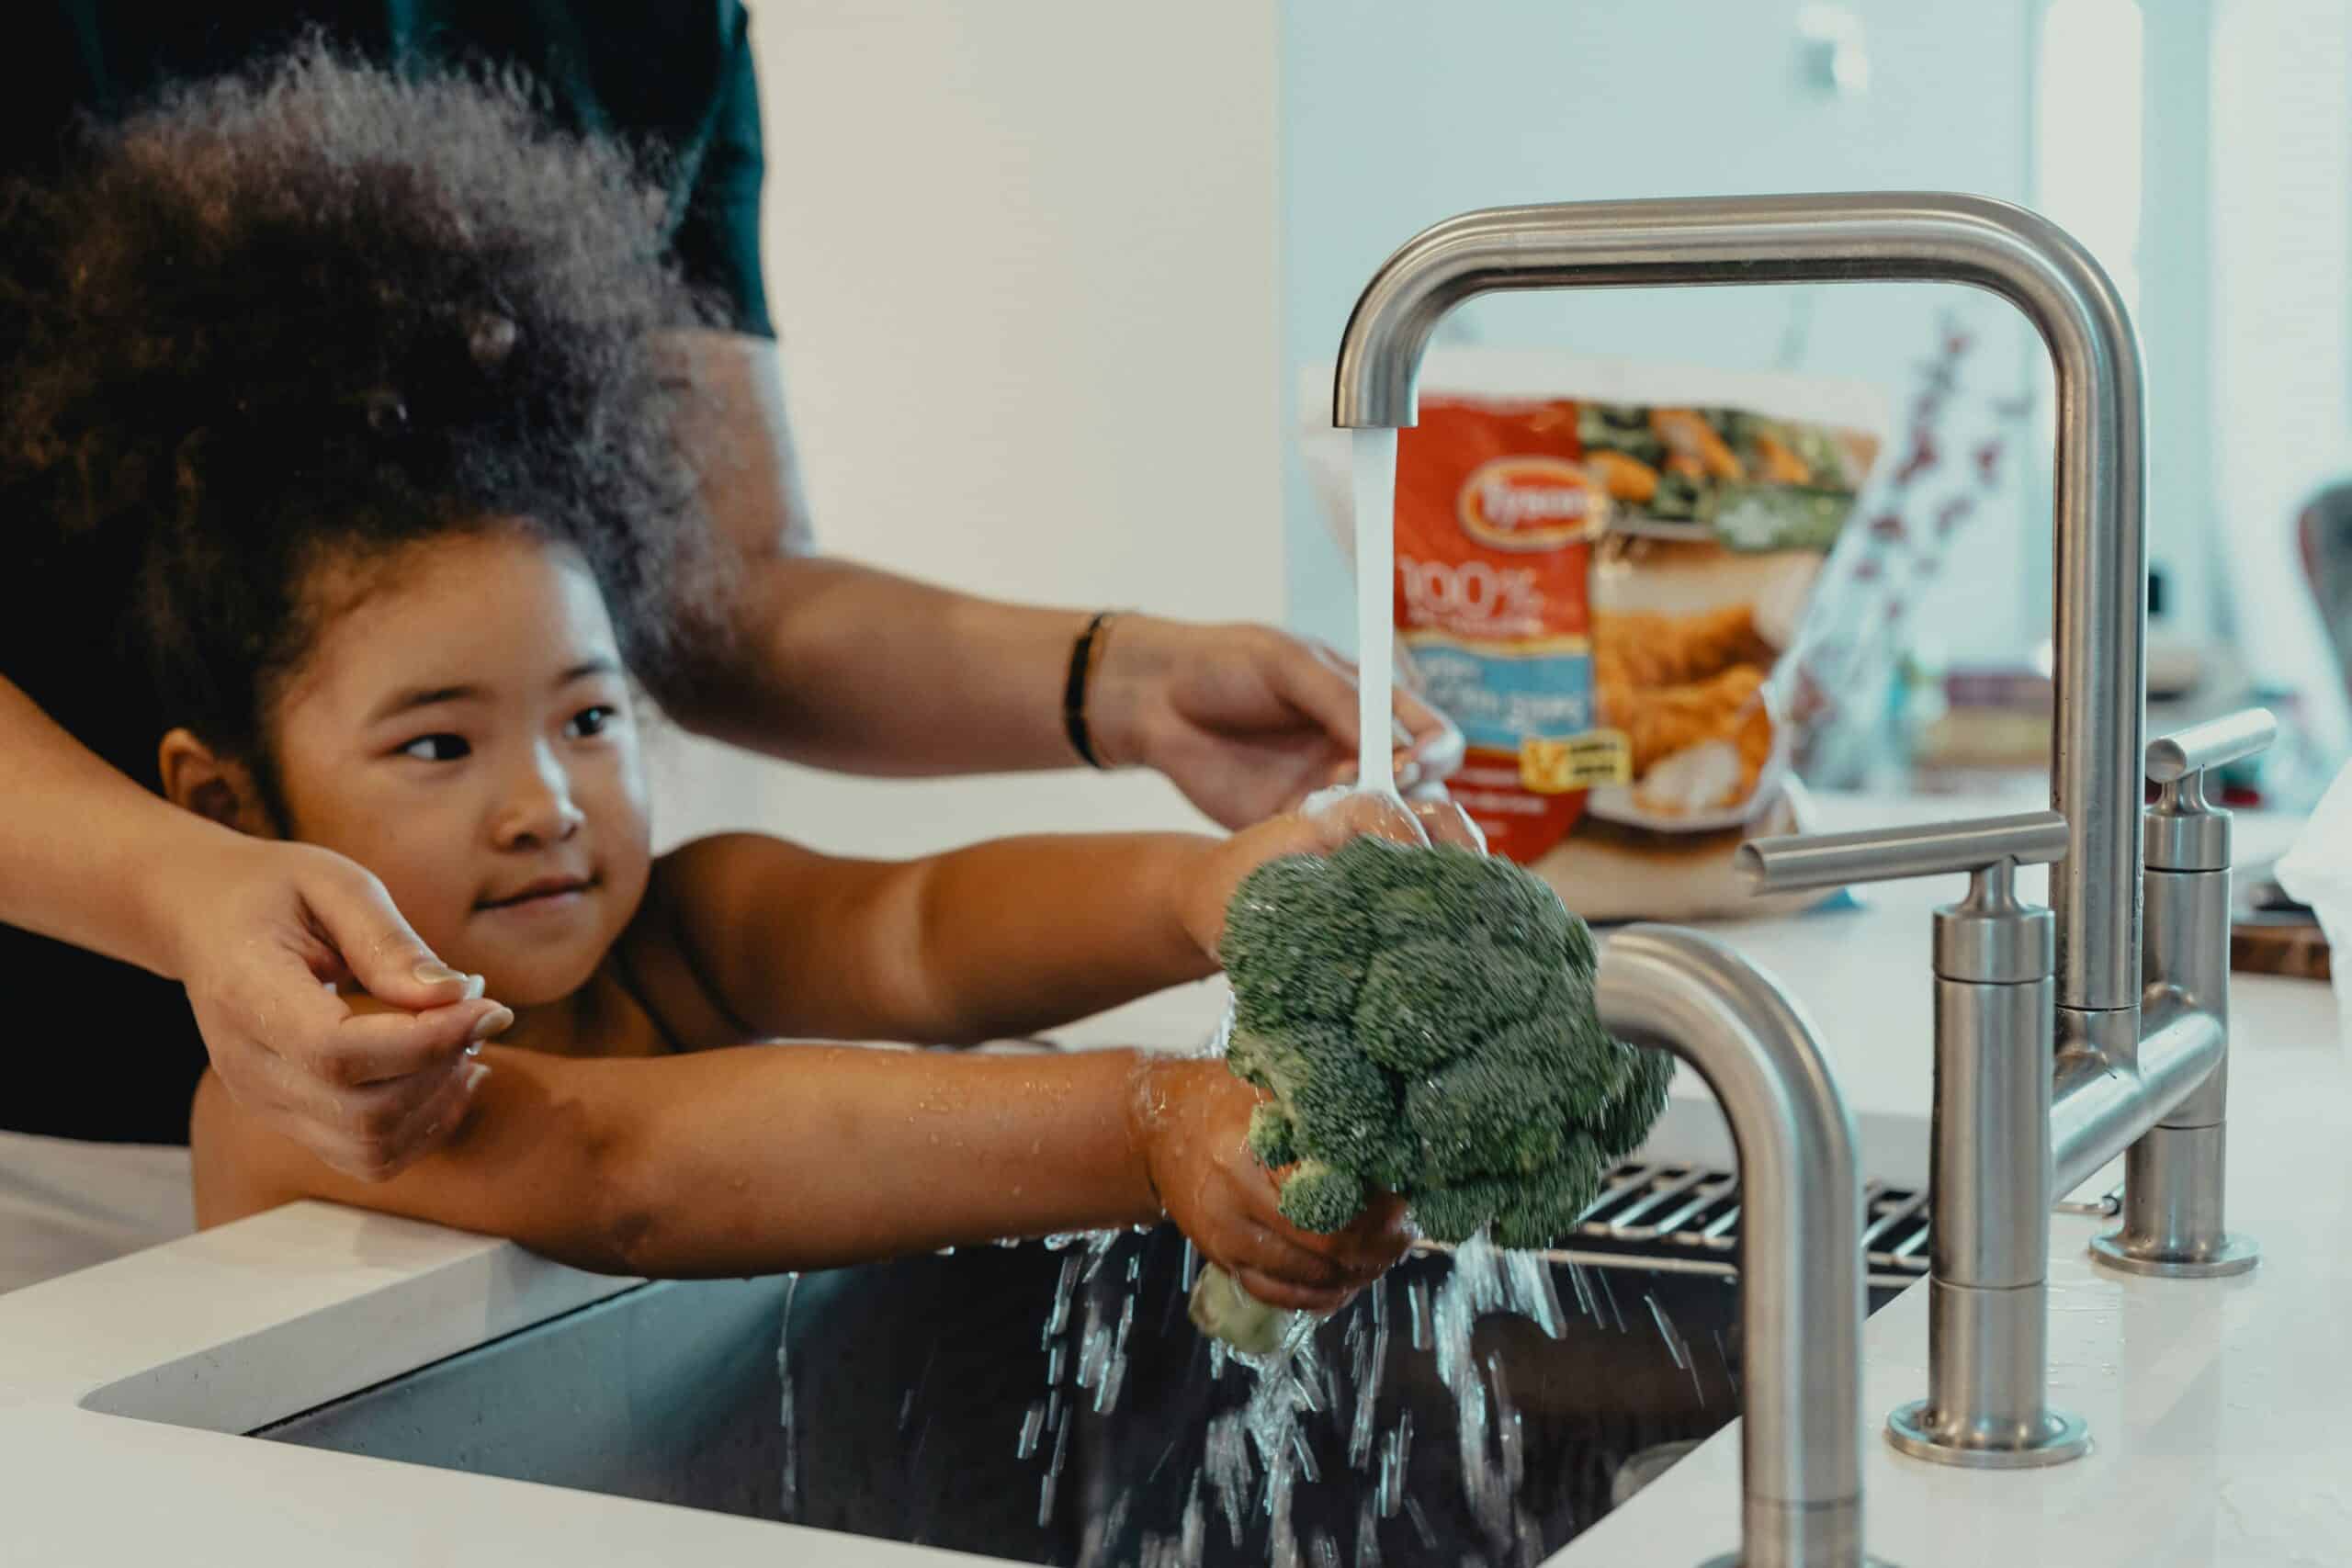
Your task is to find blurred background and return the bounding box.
[660,0,2352,849]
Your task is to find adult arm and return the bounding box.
[0,676,506,1174]
[652,330,1461,826]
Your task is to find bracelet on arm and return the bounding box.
[1063,610,1124,770]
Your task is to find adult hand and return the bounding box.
[1176,787,1487,960]
[1088,615,1464,829]
[162,835,513,1179]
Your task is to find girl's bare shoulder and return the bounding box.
[616,834,824,1049]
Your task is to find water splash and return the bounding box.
[1017,1399,1046,1460]
[1355,1497,1385,1568]
[1645,1289,1704,1406]
[1591,1265,1626,1333]
[1039,1412,1071,1527]
[1046,1252,1083,1340]
[1421,1229,1582,1555]
[1504,1250,1568,1340]
[797,1226,1726,1567]
[1346,1280,1391,1472]
[1136,1482,1208,1568]
[775,1272,801,1518]
[1205,1409,1254,1546]
[1403,1496,1439,1551]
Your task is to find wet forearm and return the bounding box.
[201,1043,1168,1277]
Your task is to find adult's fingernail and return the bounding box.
[415,959,466,986]
[462,1063,492,1093]
[469,1006,514,1044]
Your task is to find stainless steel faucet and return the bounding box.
[1333,191,2269,1562]
[1596,928,1869,1568]
[1333,192,2147,1026]
[1742,812,2096,1469]
[1741,708,2270,1472]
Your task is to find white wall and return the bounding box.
[650,1,1287,856]
[1278,0,2043,660]
[652,3,2301,863]
[2209,0,2352,760]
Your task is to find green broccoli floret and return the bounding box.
[1228,1022,1408,1211]
[1353,936,1546,1074]
[1219,857,1376,1035]
[1403,1049,1569,1186]
[1245,1101,1298,1168]
[1592,1039,1677,1162]
[1405,1176,1510,1245]
[1490,1136,1611,1248]
[1191,835,1671,1353]
[1276,1160,1368,1234]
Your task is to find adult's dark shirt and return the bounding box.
[0,2,772,1144]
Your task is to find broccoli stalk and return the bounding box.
[1189,837,1673,1353]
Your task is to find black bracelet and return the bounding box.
[1063,611,1119,769]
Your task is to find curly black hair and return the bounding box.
[0,40,717,783]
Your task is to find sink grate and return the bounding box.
[1527,1162,2130,1287]
[1532,1161,1931,1290]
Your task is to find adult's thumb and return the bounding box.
[304,856,480,1010]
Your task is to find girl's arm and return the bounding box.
[192,1043,1406,1313]
[649,813,1341,1047]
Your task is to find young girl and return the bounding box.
[4,49,1431,1314]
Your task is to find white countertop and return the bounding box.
[0,795,2341,1567]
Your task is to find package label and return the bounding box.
[1395,399,1623,861]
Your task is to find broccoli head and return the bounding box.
[1193,835,1675,1352]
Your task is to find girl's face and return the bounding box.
[265,530,654,1006]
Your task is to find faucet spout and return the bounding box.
[1598,926,1868,1568]
[1336,192,2147,1019]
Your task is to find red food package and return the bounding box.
[1394,397,1626,862]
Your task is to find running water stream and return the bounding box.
[1351,428,1400,799]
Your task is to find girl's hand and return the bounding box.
[1129,1056,1409,1314]
[1174,788,1485,960]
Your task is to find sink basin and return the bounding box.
[256,1213,1905,1564]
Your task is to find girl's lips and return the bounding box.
[478,875,596,912]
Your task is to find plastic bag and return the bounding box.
[2273,757,2352,1044]
[1302,347,1888,920]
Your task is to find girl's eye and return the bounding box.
[399,733,470,762]
[566,705,618,739]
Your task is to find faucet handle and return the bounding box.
[2144,706,2275,873]
[2146,707,2277,785]
[1736,810,2068,894]
[1739,811,2068,984]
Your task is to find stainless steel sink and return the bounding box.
[255,1195,1905,1564]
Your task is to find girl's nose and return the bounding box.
[498,750,585,847]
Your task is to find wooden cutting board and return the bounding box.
[2233,862,2331,980]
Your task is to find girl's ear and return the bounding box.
[157,728,280,839]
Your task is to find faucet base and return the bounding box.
[2087,1230,2258,1278]
[1883,1402,2090,1469]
